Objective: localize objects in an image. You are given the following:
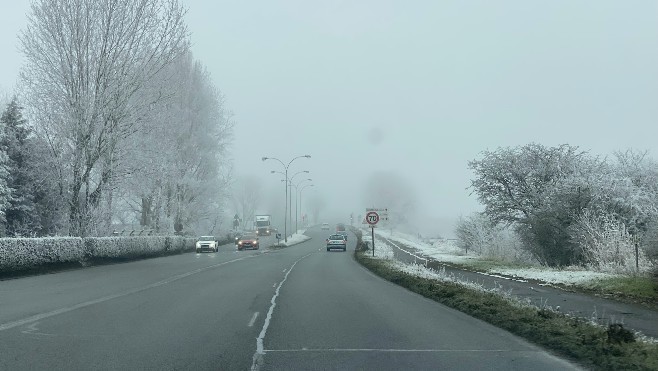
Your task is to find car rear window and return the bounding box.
[329,234,344,240]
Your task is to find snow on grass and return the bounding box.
[372,228,622,286]
[489,267,619,286]
[274,231,310,247]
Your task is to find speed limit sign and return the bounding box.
[366,211,380,225]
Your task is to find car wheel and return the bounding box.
[343,247,346,252]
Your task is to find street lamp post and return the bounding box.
[299,183,314,229]
[293,178,312,232]
[262,155,311,242]
[288,171,310,235]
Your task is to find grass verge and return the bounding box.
[355,251,658,371]
[390,238,658,310]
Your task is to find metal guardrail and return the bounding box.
[111,229,156,236]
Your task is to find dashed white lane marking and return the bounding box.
[248,312,259,327]
[251,252,314,371]
[0,255,255,332]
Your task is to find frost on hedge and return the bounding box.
[0,236,198,272]
[0,237,84,271]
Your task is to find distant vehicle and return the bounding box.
[362,235,372,247]
[256,215,272,236]
[196,236,219,253]
[338,231,348,240]
[336,223,346,232]
[237,232,260,251]
[321,223,330,230]
[326,234,347,252]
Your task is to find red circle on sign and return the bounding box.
[366,211,379,225]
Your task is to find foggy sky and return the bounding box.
[1,1,657,237]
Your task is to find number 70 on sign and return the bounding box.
[366,211,380,225]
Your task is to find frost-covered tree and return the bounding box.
[455,212,528,262]
[0,97,40,236]
[0,124,12,231]
[117,53,233,235]
[19,0,189,236]
[468,144,591,266]
[231,176,262,231]
[362,171,417,232]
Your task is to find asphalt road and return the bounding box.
[0,227,581,370]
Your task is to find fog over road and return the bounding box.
[0,227,580,370]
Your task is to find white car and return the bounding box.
[362,235,372,247]
[196,236,219,253]
[321,222,330,230]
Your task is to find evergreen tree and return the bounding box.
[0,97,38,236]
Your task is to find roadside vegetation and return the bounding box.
[353,241,658,371]
[421,252,658,310]
[459,144,658,278]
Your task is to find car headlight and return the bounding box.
[238,241,243,245]
[196,242,201,248]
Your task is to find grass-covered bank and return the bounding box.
[354,249,658,371]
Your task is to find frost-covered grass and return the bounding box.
[374,229,629,286]
[355,249,658,370]
[0,236,198,275]
[371,228,658,308]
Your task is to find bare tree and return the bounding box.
[363,171,417,231]
[20,0,189,236]
[231,176,262,230]
[117,53,233,235]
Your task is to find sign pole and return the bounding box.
[371,226,375,257]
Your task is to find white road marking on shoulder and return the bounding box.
[251,252,314,371]
[248,312,259,327]
[0,256,255,332]
[20,322,55,337]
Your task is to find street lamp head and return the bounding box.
[303,170,310,173]
[270,170,275,173]
[261,157,268,161]
[307,178,312,181]
[304,155,311,158]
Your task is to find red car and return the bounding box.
[237,232,260,250]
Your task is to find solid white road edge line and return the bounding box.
[251,252,314,371]
[0,255,255,332]
[262,348,528,353]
